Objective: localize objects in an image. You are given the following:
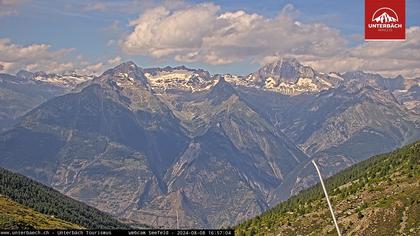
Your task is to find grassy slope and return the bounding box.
[0,195,82,229]
[235,141,420,235]
[0,167,129,229]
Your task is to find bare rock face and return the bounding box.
[225,58,343,95]
[0,62,310,228]
[253,58,314,84]
[0,60,419,228]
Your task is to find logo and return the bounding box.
[372,8,398,23]
[365,0,405,41]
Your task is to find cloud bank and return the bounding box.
[0,2,418,78]
[281,27,420,78]
[122,4,346,64]
[0,38,121,75]
[122,3,419,78]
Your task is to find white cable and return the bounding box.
[312,160,342,236]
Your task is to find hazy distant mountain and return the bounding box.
[0,70,93,131]
[235,80,419,205]
[16,70,93,89]
[0,62,310,228]
[342,71,420,114]
[0,73,66,131]
[0,59,419,228]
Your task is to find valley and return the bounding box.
[0,59,419,228]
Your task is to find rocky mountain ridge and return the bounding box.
[15,70,93,89]
[0,59,419,228]
[225,58,344,95]
[3,59,419,114]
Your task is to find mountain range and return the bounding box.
[0,58,419,228]
[0,70,91,131]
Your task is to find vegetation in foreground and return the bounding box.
[235,141,420,235]
[0,167,130,229]
[0,195,82,229]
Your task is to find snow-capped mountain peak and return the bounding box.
[143,66,216,93]
[15,70,93,88]
[225,58,343,95]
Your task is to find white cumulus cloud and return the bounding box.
[122,3,420,78]
[294,27,420,78]
[122,3,346,65]
[0,38,123,75]
[0,38,75,73]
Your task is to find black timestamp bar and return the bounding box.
[0,230,234,236]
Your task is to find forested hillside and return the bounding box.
[235,141,420,235]
[0,167,130,229]
[0,195,83,229]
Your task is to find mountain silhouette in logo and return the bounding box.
[373,12,397,23]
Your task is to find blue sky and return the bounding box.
[0,0,419,77]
